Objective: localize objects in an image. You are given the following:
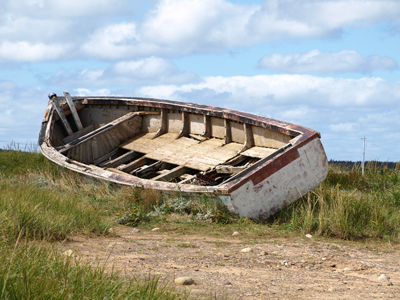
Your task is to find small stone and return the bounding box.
[343,267,355,272]
[241,248,253,253]
[328,287,335,292]
[321,257,327,261]
[132,228,141,233]
[305,234,312,238]
[152,227,160,232]
[259,251,268,256]
[63,250,74,257]
[232,231,240,236]
[174,277,194,285]
[217,281,232,286]
[377,274,390,280]
[281,260,289,267]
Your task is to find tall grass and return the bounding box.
[0,150,188,299]
[270,161,400,240]
[0,235,187,300]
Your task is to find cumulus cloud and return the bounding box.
[1,0,400,61]
[136,74,400,111]
[258,50,399,74]
[82,0,400,60]
[50,57,201,86]
[0,41,68,62]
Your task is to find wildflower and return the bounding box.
[116,213,120,216]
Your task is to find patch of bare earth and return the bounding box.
[60,226,400,299]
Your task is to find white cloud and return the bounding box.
[258,50,399,74]
[81,0,400,60]
[0,41,68,62]
[330,122,360,133]
[74,88,112,96]
[1,0,400,61]
[50,57,200,86]
[136,74,400,110]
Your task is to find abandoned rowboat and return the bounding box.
[38,92,328,219]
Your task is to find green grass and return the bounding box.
[1,149,400,298]
[0,150,189,299]
[0,235,187,300]
[269,161,400,240]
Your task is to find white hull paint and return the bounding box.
[229,138,328,219]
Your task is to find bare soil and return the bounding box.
[61,225,400,299]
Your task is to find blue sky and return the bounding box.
[0,0,399,161]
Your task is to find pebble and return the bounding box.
[217,281,232,286]
[328,287,335,292]
[151,227,160,232]
[174,277,195,285]
[241,248,253,253]
[259,251,268,256]
[132,228,141,233]
[232,231,240,236]
[305,234,312,238]
[377,274,390,280]
[343,267,355,272]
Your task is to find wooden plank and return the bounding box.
[224,119,232,145]
[152,108,168,139]
[93,148,120,166]
[59,111,157,154]
[252,125,291,148]
[177,112,189,138]
[106,168,132,176]
[121,132,178,153]
[231,121,245,144]
[120,156,148,173]
[64,92,83,130]
[145,135,198,162]
[238,123,255,154]
[152,165,191,182]
[63,124,94,144]
[107,151,142,168]
[50,95,73,135]
[91,137,99,162]
[241,146,276,158]
[201,115,211,138]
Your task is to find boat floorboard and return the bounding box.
[120,133,243,171]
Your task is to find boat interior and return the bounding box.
[49,94,294,186]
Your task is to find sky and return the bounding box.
[0,0,399,161]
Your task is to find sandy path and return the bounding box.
[61,226,400,299]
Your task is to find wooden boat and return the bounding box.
[39,92,328,219]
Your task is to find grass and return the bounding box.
[269,161,400,240]
[1,149,400,298]
[0,149,189,299]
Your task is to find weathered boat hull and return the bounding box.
[39,93,328,219]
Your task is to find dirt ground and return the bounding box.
[60,225,400,299]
